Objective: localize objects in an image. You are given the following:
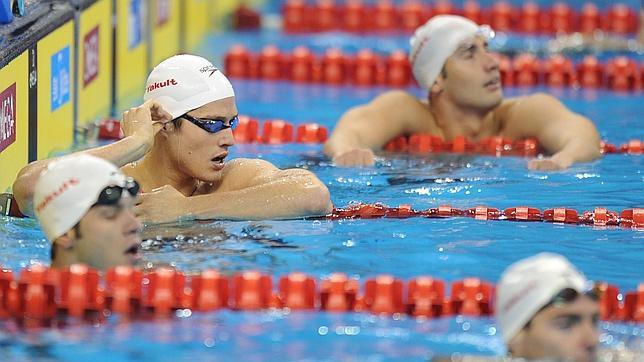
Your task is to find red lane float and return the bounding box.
[579,2,600,35]
[577,55,604,88]
[296,123,328,143]
[290,46,315,82]
[233,116,260,143]
[224,44,253,78]
[400,0,427,33]
[386,50,412,87]
[279,272,316,309]
[462,0,483,24]
[327,203,644,230]
[606,57,641,92]
[544,55,576,88]
[489,1,515,32]
[605,4,638,35]
[343,0,366,32]
[386,135,542,157]
[320,273,359,312]
[431,0,457,17]
[1,265,641,326]
[281,1,638,35]
[93,118,642,158]
[549,2,574,34]
[283,0,310,33]
[518,1,542,34]
[224,47,643,92]
[581,208,620,227]
[192,269,229,311]
[407,277,445,317]
[315,0,338,32]
[543,208,579,224]
[372,0,398,32]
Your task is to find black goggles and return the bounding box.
[94,178,140,207]
[549,286,600,307]
[181,113,238,134]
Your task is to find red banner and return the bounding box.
[0,83,16,153]
[83,26,99,87]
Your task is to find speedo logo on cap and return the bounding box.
[199,65,219,77]
[146,79,178,92]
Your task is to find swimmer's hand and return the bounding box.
[528,155,573,171]
[332,148,376,167]
[121,100,173,150]
[135,185,188,224]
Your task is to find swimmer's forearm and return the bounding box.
[324,106,390,157]
[324,135,361,157]
[551,137,601,167]
[12,135,150,216]
[83,135,151,166]
[186,177,333,220]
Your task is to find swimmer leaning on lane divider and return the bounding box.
[13,54,333,223]
[324,15,601,170]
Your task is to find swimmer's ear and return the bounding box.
[158,121,175,137]
[507,329,528,356]
[431,76,445,95]
[54,232,75,250]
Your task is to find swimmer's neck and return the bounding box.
[134,146,199,196]
[429,98,496,141]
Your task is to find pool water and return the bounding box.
[1,23,643,362]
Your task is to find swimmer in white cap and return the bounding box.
[14,54,332,222]
[33,155,142,270]
[324,15,601,170]
[496,253,599,361]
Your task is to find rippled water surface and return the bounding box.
[0,28,642,361]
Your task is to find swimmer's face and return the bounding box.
[434,36,502,110]
[508,294,599,362]
[166,97,237,183]
[60,195,142,270]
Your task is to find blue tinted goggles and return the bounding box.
[181,114,239,134]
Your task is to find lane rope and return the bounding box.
[323,204,643,229]
[0,264,641,327]
[224,45,643,92]
[93,117,644,157]
[281,0,639,36]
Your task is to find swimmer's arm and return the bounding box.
[12,136,152,217]
[12,100,171,216]
[323,91,429,164]
[136,159,333,222]
[505,93,601,170]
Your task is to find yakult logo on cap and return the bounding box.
[35,177,80,213]
[146,78,178,93]
[410,36,430,66]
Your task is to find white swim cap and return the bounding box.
[409,15,494,93]
[33,155,128,241]
[143,54,235,119]
[495,252,589,343]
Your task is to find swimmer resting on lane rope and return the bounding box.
[324,15,601,170]
[13,54,333,223]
